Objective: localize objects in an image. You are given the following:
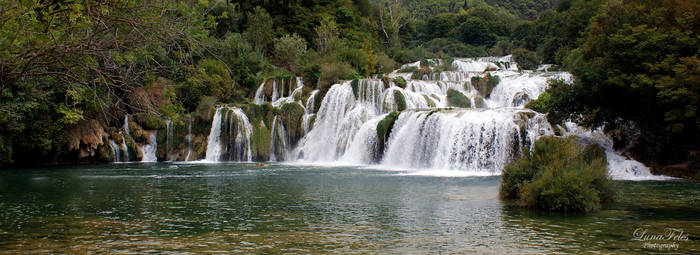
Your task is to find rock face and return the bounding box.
[470,74,500,98]
[656,152,700,180]
[65,119,110,159]
[446,88,472,108]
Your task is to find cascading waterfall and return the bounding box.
[224,108,253,161]
[205,107,225,161]
[166,120,173,161]
[108,140,121,162]
[204,106,253,162]
[380,110,552,173]
[119,115,131,161]
[254,77,304,106]
[182,55,666,180]
[185,119,192,161]
[291,55,663,179]
[140,131,158,162]
[302,90,319,133]
[269,116,279,161]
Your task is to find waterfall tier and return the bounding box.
[111,55,665,180]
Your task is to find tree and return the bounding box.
[314,16,339,55]
[274,34,308,74]
[549,0,700,165]
[378,0,411,48]
[453,17,497,47]
[244,6,274,54]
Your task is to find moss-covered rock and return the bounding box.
[394,91,407,111]
[411,66,432,80]
[446,88,471,108]
[471,74,500,98]
[500,136,615,213]
[351,79,360,99]
[474,95,486,108]
[376,111,400,162]
[133,113,163,130]
[279,102,306,147]
[512,92,531,106]
[392,76,407,89]
[251,120,271,161]
[381,76,391,88]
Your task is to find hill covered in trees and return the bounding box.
[0,0,697,175]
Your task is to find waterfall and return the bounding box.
[119,115,131,161]
[224,107,253,161]
[380,110,551,173]
[269,116,278,161]
[191,55,667,179]
[108,140,121,162]
[254,77,303,106]
[302,89,319,133]
[204,106,253,162]
[185,118,192,161]
[140,131,158,162]
[205,107,225,161]
[166,120,173,161]
[293,56,646,176]
[119,132,129,161]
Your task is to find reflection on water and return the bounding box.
[0,163,697,253]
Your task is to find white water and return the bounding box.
[302,90,319,134]
[185,119,192,161]
[269,116,278,162]
[165,120,173,161]
[140,131,158,162]
[188,56,668,179]
[108,140,121,162]
[292,56,666,178]
[119,115,131,161]
[204,106,253,162]
[380,110,552,173]
[295,57,556,171]
[205,107,225,162]
[254,77,304,107]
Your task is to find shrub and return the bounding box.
[301,63,321,87]
[500,136,615,212]
[446,88,471,108]
[512,48,539,70]
[319,58,354,87]
[525,91,551,113]
[374,52,396,73]
[273,33,308,74]
[397,66,419,73]
[392,76,407,89]
[185,58,234,105]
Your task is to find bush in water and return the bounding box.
[500,136,615,212]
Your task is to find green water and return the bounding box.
[0,163,697,254]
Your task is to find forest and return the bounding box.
[0,0,697,175]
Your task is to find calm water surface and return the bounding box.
[0,163,698,254]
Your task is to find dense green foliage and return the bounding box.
[537,0,700,167]
[1,0,697,169]
[0,0,393,166]
[501,136,615,212]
